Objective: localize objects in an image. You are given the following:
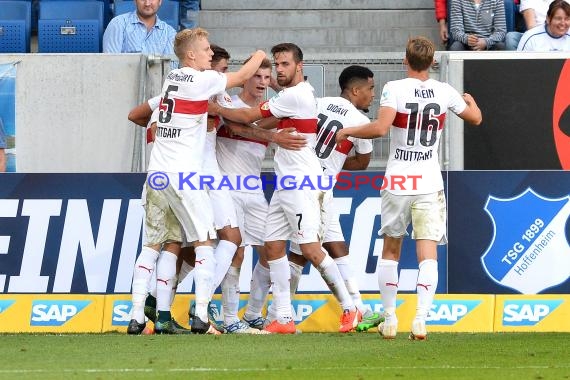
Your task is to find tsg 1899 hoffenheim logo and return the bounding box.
[481,188,570,294]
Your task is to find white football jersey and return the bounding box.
[148,67,227,173]
[381,77,466,195]
[315,97,373,177]
[216,95,268,193]
[259,81,323,187]
[203,91,234,176]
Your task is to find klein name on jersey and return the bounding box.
[415,88,434,99]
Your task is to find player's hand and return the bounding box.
[335,129,349,144]
[207,101,220,116]
[273,128,306,150]
[270,75,283,92]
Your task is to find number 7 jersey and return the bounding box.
[382,77,466,195]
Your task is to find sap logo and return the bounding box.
[266,300,327,323]
[503,300,563,326]
[362,299,405,314]
[426,300,481,325]
[291,300,326,322]
[0,300,15,314]
[112,301,132,326]
[30,300,90,326]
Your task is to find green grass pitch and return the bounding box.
[1,333,569,379]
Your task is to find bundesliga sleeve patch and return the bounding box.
[260,101,272,118]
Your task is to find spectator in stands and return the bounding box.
[518,0,570,50]
[0,117,6,172]
[506,0,570,49]
[449,0,507,50]
[434,0,450,47]
[103,0,176,56]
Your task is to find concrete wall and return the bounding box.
[0,54,150,172]
[199,0,441,55]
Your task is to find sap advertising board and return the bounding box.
[0,173,445,294]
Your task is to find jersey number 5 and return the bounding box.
[159,85,178,124]
[405,102,441,147]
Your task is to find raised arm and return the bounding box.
[458,93,482,126]
[209,101,264,124]
[224,50,267,90]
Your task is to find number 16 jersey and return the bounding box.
[382,77,466,195]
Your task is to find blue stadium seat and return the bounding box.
[504,0,516,32]
[41,0,113,28]
[38,1,103,52]
[113,0,180,31]
[0,0,31,52]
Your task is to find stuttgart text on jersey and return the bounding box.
[156,126,181,138]
[394,149,433,161]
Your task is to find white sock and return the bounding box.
[243,262,271,321]
[268,256,292,323]
[155,250,177,313]
[334,256,367,313]
[267,261,303,322]
[194,245,216,322]
[415,259,438,321]
[317,255,354,311]
[378,259,399,319]
[169,274,178,307]
[212,240,238,292]
[178,261,194,285]
[130,246,159,323]
[222,266,241,326]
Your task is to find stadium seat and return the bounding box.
[0,0,31,52]
[113,0,180,31]
[38,1,104,52]
[41,0,113,28]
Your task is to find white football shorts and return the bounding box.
[379,189,447,244]
[144,171,217,245]
[231,191,268,247]
[265,188,330,245]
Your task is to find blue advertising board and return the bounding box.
[0,172,448,294]
[447,171,570,294]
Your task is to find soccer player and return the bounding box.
[282,65,384,331]
[128,27,266,335]
[210,43,360,334]
[336,36,482,339]
[214,57,306,333]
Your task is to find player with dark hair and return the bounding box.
[210,42,361,334]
